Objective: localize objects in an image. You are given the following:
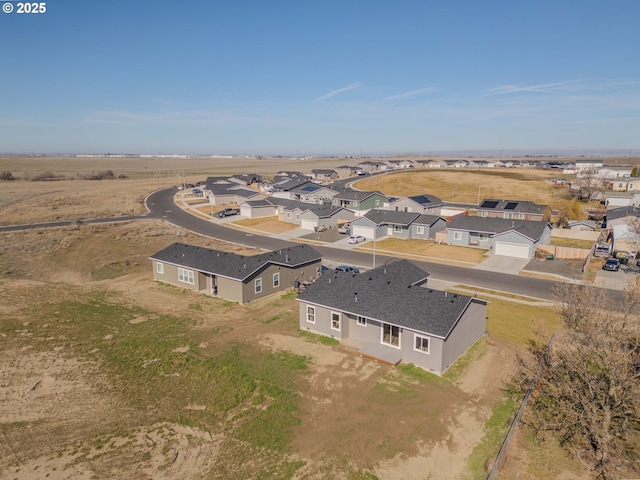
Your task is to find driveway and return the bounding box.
[473,255,531,275]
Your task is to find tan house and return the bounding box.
[150,243,322,304]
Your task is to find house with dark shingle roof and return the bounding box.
[150,243,322,304]
[297,260,487,374]
[386,194,444,215]
[476,199,550,221]
[350,209,445,240]
[446,216,551,258]
[308,169,338,182]
[331,190,389,212]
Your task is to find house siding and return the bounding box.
[440,300,486,371]
[243,261,320,304]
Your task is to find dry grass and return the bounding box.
[354,169,572,210]
[232,216,298,234]
[357,238,487,264]
[550,237,595,249]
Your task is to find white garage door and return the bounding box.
[494,242,530,258]
[301,218,317,230]
[351,225,373,240]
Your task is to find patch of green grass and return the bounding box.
[188,303,203,311]
[397,363,447,384]
[298,329,340,346]
[261,314,281,324]
[484,298,559,346]
[465,387,521,479]
[280,291,297,300]
[443,337,488,382]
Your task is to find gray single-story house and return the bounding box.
[297,260,487,375]
[331,190,389,212]
[351,209,445,241]
[446,216,552,258]
[476,199,550,221]
[298,206,356,231]
[150,243,322,304]
[386,195,444,215]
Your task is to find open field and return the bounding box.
[0,157,594,478]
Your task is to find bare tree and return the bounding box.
[518,281,640,479]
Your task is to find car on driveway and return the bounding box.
[338,223,350,234]
[335,265,360,274]
[218,207,240,218]
[347,235,365,244]
[602,258,620,271]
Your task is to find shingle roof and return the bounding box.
[390,194,443,207]
[413,214,444,226]
[478,199,548,215]
[297,260,481,338]
[363,209,421,226]
[332,190,387,201]
[150,243,322,281]
[448,216,549,240]
[606,206,640,221]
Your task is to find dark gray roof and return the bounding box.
[363,209,421,226]
[478,199,548,215]
[606,206,640,221]
[448,216,549,240]
[150,243,322,281]
[413,214,444,226]
[272,179,313,191]
[297,260,481,338]
[332,190,387,201]
[390,194,443,207]
[310,169,336,175]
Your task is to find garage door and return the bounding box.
[494,242,530,258]
[351,225,373,240]
[301,218,317,230]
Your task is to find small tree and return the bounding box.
[0,171,14,181]
[519,281,640,479]
[631,167,638,178]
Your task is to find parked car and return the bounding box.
[347,235,365,244]
[314,225,327,232]
[335,265,360,274]
[338,223,350,234]
[218,207,240,218]
[602,258,620,271]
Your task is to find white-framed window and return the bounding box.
[453,231,462,241]
[503,213,513,219]
[306,306,315,324]
[353,201,359,207]
[375,199,380,206]
[416,226,424,235]
[331,311,341,331]
[356,316,367,327]
[295,213,300,220]
[478,233,488,241]
[286,212,292,218]
[414,334,430,354]
[394,225,403,233]
[156,262,164,274]
[480,211,488,217]
[381,323,400,348]
[273,272,280,288]
[178,268,194,284]
[404,206,411,212]
[255,277,262,294]
[518,213,525,219]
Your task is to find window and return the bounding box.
[503,213,513,219]
[394,225,402,233]
[404,206,411,212]
[353,201,358,207]
[356,316,367,327]
[273,272,280,288]
[255,277,262,294]
[518,213,525,219]
[382,323,400,348]
[331,311,341,331]
[478,233,488,241]
[414,334,430,354]
[375,199,380,206]
[156,262,164,274]
[178,268,194,284]
[295,213,300,220]
[416,226,424,235]
[453,231,462,241]
[480,210,488,217]
[286,212,292,218]
[306,306,315,323]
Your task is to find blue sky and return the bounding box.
[1,1,639,155]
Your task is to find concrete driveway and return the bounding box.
[473,255,531,275]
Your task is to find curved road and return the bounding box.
[146,188,566,300]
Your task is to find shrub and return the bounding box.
[0,171,14,180]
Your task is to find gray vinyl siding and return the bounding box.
[299,304,346,340]
[243,261,321,304]
[402,334,445,373]
[489,231,535,251]
[410,224,430,240]
[447,229,471,246]
[153,261,203,293]
[388,225,411,239]
[440,300,486,372]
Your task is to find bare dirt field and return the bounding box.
[0,156,593,479]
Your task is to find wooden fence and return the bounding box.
[550,228,600,241]
[537,244,591,261]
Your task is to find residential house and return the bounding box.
[308,169,338,182]
[476,199,550,221]
[605,206,640,228]
[297,206,356,231]
[150,243,322,304]
[331,190,389,214]
[350,209,445,241]
[287,183,338,204]
[356,160,386,173]
[575,159,603,173]
[386,194,444,215]
[334,165,357,178]
[446,216,552,258]
[204,176,265,205]
[297,260,487,375]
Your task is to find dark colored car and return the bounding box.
[335,265,360,274]
[602,258,620,271]
[218,207,240,218]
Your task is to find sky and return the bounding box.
[1,0,639,156]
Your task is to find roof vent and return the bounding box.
[354,292,357,302]
[445,291,448,297]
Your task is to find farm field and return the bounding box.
[0,156,595,478]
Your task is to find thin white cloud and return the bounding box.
[314,82,362,102]
[384,87,437,101]
[483,79,584,96]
